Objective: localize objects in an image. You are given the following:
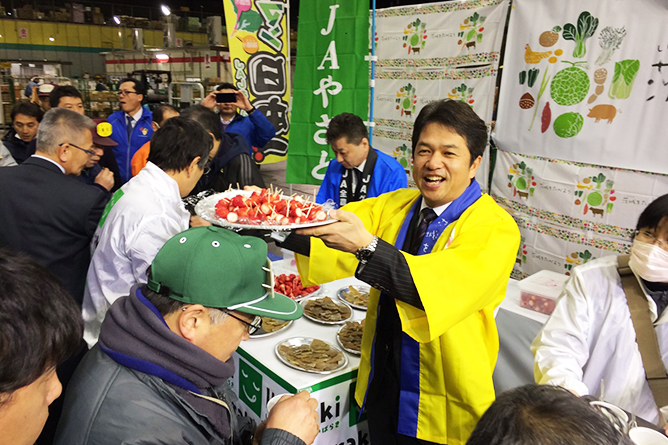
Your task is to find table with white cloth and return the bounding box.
[230,262,545,444]
[493,279,549,394]
[230,259,370,445]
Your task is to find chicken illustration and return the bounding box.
[524,44,552,64]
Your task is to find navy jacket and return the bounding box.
[0,157,108,304]
[108,109,154,183]
[316,148,408,208]
[223,110,276,155]
[2,129,36,164]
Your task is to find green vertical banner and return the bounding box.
[286,0,369,185]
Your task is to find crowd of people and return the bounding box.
[0,78,667,445]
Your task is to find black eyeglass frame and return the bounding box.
[59,142,96,157]
[224,310,262,334]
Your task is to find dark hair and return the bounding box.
[0,249,82,403]
[140,284,185,316]
[181,105,223,142]
[412,99,487,165]
[153,104,179,126]
[147,116,212,171]
[119,78,146,96]
[216,82,238,91]
[325,113,368,145]
[49,85,83,109]
[636,194,668,232]
[10,101,44,123]
[467,384,632,445]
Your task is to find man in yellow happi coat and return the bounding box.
[296,100,520,445]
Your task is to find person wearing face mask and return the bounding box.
[532,193,668,426]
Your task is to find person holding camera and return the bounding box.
[202,83,276,159]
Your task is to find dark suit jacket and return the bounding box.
[0,157,109,305]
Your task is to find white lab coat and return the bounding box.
[82,162,190,347]
[532,255,668,424]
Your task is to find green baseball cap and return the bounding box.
[147,226,302,320]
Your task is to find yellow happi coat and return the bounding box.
[297,189,520,444]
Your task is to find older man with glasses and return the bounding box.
[107,78,154,184]
[0,107,108,305]
[0,108,109,443]
[56,227,320,445]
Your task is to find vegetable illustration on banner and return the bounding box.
[562,11,598,59]
[402,18,427,55]
[395,83,417,117]
[457,11,486,51]
[516,236,528,267]
[448,83,475,106]
[564,249,595,274]
[507,161,535,200]
[391,143,412,175]
[223,0,291,164]
[574,173,616,217]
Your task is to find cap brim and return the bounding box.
[235,292,303,320]
[92,136,118,146]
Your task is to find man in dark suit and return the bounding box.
[0,107,108,306]
[0,107,108,444]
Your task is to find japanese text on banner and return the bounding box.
[286,0,369,185]
[223,0,290,164]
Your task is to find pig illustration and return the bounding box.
[587,104,618,123]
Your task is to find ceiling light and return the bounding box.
[49,36,55,41]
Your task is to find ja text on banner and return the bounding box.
[286,0,370,185]
[223,0,290,164]
[494,0,668,175]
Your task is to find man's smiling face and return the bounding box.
[412,123,481,208]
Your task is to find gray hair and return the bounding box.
[36,108,95,155]
[207,308,229,325]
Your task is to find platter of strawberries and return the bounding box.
[195,188,334,230]
[274,273,320,301]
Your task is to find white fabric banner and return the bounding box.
[491,150,668,278]
[495,0,668,174]
[372,0,509,191]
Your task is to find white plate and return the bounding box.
[275,337,348,374]
[301,295,354,325]
[629,427,668,445]
[336,323,362,355]
[194,190,336,231]
[250,319,294,339]
[336,285,370,311]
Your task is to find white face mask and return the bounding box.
[629,239,668,283]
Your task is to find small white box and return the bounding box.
[518,270,569,315]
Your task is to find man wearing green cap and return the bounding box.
[55,226,318,445]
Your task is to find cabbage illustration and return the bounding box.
[587,191,603,207]
[554,112,584,138]
[608,59,640,100]
[550,61,590,106]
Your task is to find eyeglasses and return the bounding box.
[117,90,138,97]
[202,159,211,175]
[59,142,96,157]
[225,311,262,334]
[635,229,668,251]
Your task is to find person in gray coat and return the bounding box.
[55,227,318,445]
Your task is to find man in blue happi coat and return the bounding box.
[316,113,406,208]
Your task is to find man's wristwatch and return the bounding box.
[247,106,256,114]
[355,236,379,264]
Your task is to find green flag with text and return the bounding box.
[286,0,369,185]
